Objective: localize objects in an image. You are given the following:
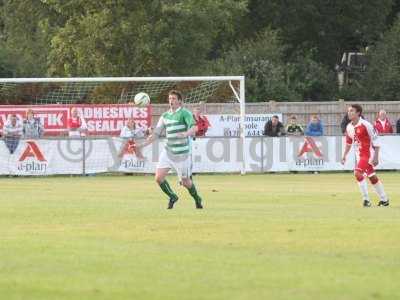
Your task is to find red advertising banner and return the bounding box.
[0,104,152,136]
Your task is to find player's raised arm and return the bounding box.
[138,116,165,148]
[177,125,198,138]
[138,133,156,148]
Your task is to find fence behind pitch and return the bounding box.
[152,100,400,136]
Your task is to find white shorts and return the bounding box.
[157,150,192,181]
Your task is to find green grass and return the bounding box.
[0,173,399,300]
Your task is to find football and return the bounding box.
[134,92,151,106]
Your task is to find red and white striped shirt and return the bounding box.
[346,118,379,161]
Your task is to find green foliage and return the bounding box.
[336,84,364,101]
[244,0,394,66]
[0,0,52,76]
[286,51,337,101]
[207,29,295,102]
[47,0,247,76]
[360,18,400,101]
[1,0,400,101]
[0,48,14,77]
[207,30,337,101]
[0,0,246,77]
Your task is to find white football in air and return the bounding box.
[134,92,151,106]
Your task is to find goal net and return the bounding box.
[0,77,244,105]
[0,76,246,175]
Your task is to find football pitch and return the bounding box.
[1,173,399,300]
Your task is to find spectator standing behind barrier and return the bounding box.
[119,118,145,159]
[193,107,210,137]
[397,118,400,134]
[68,107,87,137]
[3,114,23,154]
[305,115,324,136]
[263,115,285,137]
[340,107,352,134]
[286,115,304,136]
[23,109,44,138]
[120,118,146,139]
[374,110,393,134]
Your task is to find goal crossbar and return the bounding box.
[0,76,245,84]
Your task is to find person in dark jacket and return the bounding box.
[340,107,351,134]
[263,115,285,137]
[397,118,400,134]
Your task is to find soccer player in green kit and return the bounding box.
[139,90,203,209]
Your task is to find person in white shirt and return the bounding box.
[120,118,145,139]
[119,118,145,159]
[3,114,23,154]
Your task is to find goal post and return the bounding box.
[0,76,247,174]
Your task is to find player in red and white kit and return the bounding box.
[342,104,389,207]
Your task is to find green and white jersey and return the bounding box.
[155,107,195,155]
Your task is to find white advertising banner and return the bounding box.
[245,136,400,172]
[205,114,283,137]
[0,135,400,176]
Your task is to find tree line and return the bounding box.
[1,0,400,102]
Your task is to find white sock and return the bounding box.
[358,179,370,202]
[373,181,388,202]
